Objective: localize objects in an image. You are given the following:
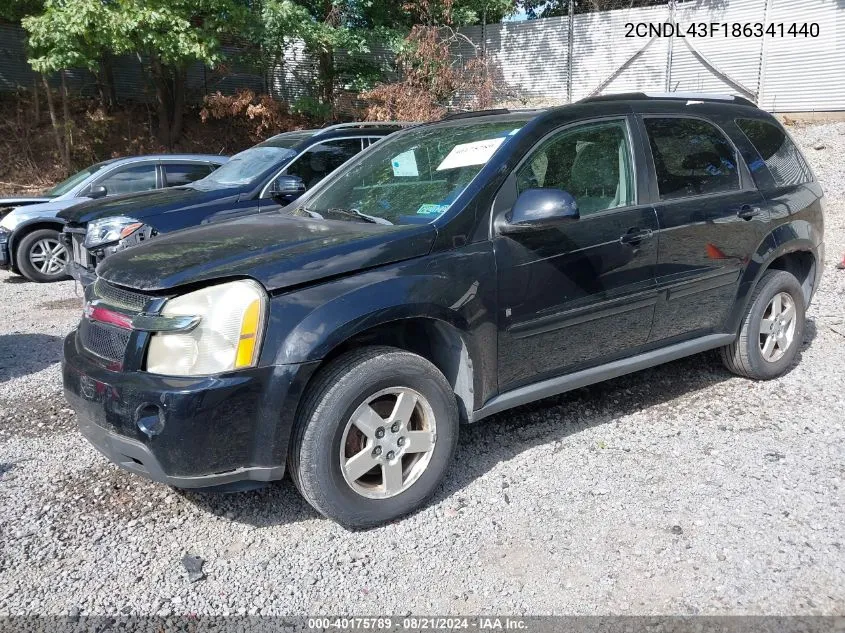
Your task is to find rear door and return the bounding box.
[640,114,766,343]
[494,116,659,391]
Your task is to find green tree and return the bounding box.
[0,0,44,21]
[24,0,251,147]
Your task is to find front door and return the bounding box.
[640,115,766,342]
[494,118,659,392]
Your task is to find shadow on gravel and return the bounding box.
[2,275,27,284]
[175,320,821,529]
[0,333,65,382]
[179,478,320,526]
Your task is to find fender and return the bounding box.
[8,216,67,258]
[264,244,499,409]
[727,218,821,334]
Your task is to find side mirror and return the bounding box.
[501,188,580,234]
[88,185,108,200]
[270,175,306,204]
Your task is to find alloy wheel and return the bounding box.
[759,291,797,363]
[28,238,69,276]
[339,387,437,499]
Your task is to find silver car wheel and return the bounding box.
[28,238,69,275]
[339,387,437,499]
[759,291,797,363]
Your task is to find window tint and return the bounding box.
[283,138,363,189]
[516,120,635,215]
[95,164,157,195]
[163,163,215,187]
[644,118,739,200]
[736,118,812,187]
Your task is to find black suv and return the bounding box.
[60,123,405,286]
[63,94,824,528]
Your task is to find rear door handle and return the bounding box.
[620,228,654,245]
[736,205,762,220]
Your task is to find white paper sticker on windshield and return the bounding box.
[391,150,419,177]
[436,137,506,171]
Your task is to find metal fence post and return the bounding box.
[757,0,773,106]
[567,0,575,103]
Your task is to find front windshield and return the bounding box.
[196,146,297,188]
[46,162,109,197]
[303,121,525,224]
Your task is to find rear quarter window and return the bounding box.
[736,118,813,187]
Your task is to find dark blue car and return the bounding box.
[60,123,406,286]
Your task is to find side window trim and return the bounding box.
[259,136,372,199]
[638,113,754,203]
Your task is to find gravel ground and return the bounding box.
[0,122,844,618]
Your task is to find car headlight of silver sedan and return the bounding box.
[146,280,268,376]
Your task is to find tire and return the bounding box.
[289,346,459,529]
[720,269,806,380]
[15,228,71,283]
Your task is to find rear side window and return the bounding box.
[736,118,813,187]
[644,118,740,201]
[163,163,216,187]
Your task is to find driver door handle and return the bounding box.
[620,228,654,245]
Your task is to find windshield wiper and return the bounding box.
[323,207,393,225]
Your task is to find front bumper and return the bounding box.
[63,332,319,488]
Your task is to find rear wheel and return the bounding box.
[289,346,459,529]
[16,228,70,283]
[720,269,806,380]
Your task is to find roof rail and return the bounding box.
[314,121,417,135]
[580,91,758,108]
[441,109,511,121]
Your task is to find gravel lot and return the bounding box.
[0,122,844,618]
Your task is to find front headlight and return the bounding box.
[85,216,143,248]
[146,280,267,376]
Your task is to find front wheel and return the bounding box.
[16,228,71,283]
[720,269,806,380]
[289,346,459,529]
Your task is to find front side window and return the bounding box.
[736,118,812,187]
[304,120,526,225]
[516,119,635,215]
[47,162,110,197]
[163,163,216,187]
[644,117,740,200]
[283,139,364,189]
[94,164,157,195]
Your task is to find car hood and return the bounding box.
[0,199,81,230]
[96,213,437,292]
[57,186,242,224]
[0,196,53,208]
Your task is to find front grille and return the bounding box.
[78,279,152,364]
[93,278,150,312]
[79,318,131,363]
